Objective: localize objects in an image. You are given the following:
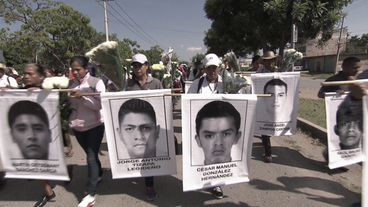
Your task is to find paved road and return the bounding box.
[299,76,324,89]
[0,84,361,207]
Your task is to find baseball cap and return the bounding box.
[203,53,220,68]
[131,53,148,65]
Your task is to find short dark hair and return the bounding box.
[70,56,89,68]
[44,66,55,76]
[8,101,49,128]
[342,57,360,67]
[118,99,156,125]
[263,78,287,94]
[252,55,261,64]
[336,95,362,129]
[195,101,241,135]
[24,63,45,77]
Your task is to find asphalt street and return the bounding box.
[0,78,361,207]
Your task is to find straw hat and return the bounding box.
[261,51,280,60]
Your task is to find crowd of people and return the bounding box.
[0,51,363,207]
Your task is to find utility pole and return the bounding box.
[335,16,345,74]
[96,0,114,41]
[291,24,298,71]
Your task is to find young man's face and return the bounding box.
[11,114,51,159]
[132,62,148,78]
[334,112,362,148]
[195,117,241,165]
[264,85,287,116]
[118,112,160,158]
[343,62,361,77]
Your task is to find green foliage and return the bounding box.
[344,33,368,54]
[204,0,354,56]
[0,0,140,74]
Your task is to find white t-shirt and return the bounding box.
[0,74,18,88]
[187,74,223,94]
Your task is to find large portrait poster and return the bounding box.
[362,94,368,207]
[101,89,177,179]
[181,94,257,192]
[325,93,365,169]
[251,72,300,136]
[0,90,68,180]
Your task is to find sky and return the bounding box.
[1,0,368,62]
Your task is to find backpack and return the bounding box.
[196,77,205,93]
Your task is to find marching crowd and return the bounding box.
[0,51,364,207]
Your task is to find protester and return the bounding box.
[317,57,361,98]
[188,53,225,199]
[125,53,162,201]
[18,63,56,207]
[188,57,204,81]
[0,67,18,88]
[68,56,105,207]
[5,67,22,84]
[249,55,262,71]
[317,57,361,170]
[256,51,280,163]
[44,66,56,78]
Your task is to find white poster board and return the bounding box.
[325,93,365,169]
[101,89,177,179]
[0,90,68,180]
[251,72,300,136]
[182,94,257,191]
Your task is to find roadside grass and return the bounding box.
[298,98,326,128]
[300,71,334,80]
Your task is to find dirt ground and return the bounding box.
[299,87,320,100]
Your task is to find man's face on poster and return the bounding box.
[195,117,241,165]
[11,114,51,160]
[118,112,160,158]
[334,109,362,148]
[264,85,287,116]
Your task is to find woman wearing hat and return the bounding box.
[257,51,280,163]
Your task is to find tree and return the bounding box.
[0,1,96,72]
[204,0,354,56]
[344,33,368,54]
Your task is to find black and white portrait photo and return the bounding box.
[325,93,365,169]
[182,94,257,191]
[0,90,68,180]
[101,89,177,179]
[251,72,300,136]
[194,101,242,166]
[8,101,52,160]
[117,98,166,159]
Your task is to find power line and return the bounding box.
[97,2,157,46]
[106,1,162,47]
[113,1,165,48]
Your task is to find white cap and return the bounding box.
[131,53,148,65]
[203,53,220,68]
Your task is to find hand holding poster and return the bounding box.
[251,72,300,136]
[182,94,257,191]
[0,90,68,180]
[101,89,177,179]
[325,93,365,169]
